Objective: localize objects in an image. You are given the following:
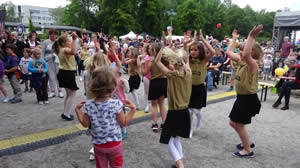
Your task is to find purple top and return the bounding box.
[0,59,4,79]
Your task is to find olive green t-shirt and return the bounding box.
[150,60,164,79]
[190,58,207,85]
[58,48,76,71]
[235,61,258,95]
[80,49,90,61]
[128,60,139,76]
[167,69,192,110]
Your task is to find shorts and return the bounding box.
[263,68,271,75]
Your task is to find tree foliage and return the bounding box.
[1,0,276,39]
[0,2,20,22]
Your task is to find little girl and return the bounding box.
[186,30,216,138]
[143,43,167,131]
[0,58,9,102]
[28,48,48,104]
[122,47,141,109]
[262,55,273,80]
[137,44,152,113]
[79,43,90,80]
[75,67,136,168]
[226,26,263,158]
[53,32,78,121]
[19,48,32,92]
[156,47,192,168]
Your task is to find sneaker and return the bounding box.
[44,101,49,104]
[61,114,74,121]
[151,123,159,132]
[89,148,94,156]
[3,97,10,103]
[89,155,95,161]
[160,123,164,130]
[79,77,83,81]
[20,80,24,84]
[207,88,213,92]
[58,91,64,98]
[144,105,149,113]
[236,143,255,150]
[122,132,128,140]
[38,101,44,105]
[29,88,33,92]
[48,92,56,98]
[272,101,281,108]
[10,98,22,104]
[232,151,254,158]
[227,87,233,92]
[280,105,289,110]
[24,88,29,93]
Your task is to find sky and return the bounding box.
[3,0,300,11]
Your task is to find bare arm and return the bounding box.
[75,101,91,128]
[116,100,136,127]
[199,29,216,63]
[226,29,241,62]
[154,47,171,77]
[64,32,77,56]
[243,25,263,74]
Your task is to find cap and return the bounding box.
[284,56,296,65]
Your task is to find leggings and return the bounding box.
[168,137,183,162]
[94,142,123,168]
[143,76,150,107]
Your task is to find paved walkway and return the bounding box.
[1,75,300,168]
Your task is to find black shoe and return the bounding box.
[29,88,33,92]
[160,123,164,130]
[61,114,74,121]
[272,101,281,108]
[24,88,29,93]
[151,123,159,132]
[280,105,289,110]
[236,143,255,150]
[20,80,24,84]
[10,98,22,104]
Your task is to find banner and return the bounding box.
[0,10,6,36]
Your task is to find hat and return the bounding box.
[284,56,297,65]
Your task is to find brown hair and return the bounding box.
[5,43,17,54]
[189,42,206,61]
[88,67,117,98]
[239,42,263,63]
[84,52,111,73]
[24,48,31,55]
[147,43,161,57]
[49,28,57,35]
[52,35,69,55]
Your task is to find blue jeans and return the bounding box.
[206,70,219,90]
[281,57,287,68]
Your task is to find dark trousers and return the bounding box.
[277,81,300,105]
[78,60,85,76]
[35,77,48,102]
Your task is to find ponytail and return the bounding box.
[52,40,60,55]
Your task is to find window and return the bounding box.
[30,9,40,14]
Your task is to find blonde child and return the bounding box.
[226,26,263,158]
[53,32,78,121]
[28,48,48,104]
[122,47,141,109]
[156,46,192,168]
[185,30,216,138]
[75,67,136,168]
[19,48,32,92]
[262,55,273,80]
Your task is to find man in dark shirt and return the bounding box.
[206,50,224,91]
[273,56,300,110]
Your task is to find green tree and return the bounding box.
[0,2,20,22]
[28,17,36,32]
[49,7,65,25]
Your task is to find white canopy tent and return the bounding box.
[119,31,143,40]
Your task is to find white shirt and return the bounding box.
[19,57,32,74]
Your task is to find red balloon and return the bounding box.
[217,23,221,28]
[298,39,300,42]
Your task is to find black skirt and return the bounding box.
[189,83,207,109]
[148,78,168,100]
[128,75,141,92]
[57,69,79,90]
[229,94,261,125]
[160,108,191,144]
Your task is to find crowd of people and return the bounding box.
[1,25,300,168]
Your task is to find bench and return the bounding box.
[258,81,275,102]
[222,71,232,85]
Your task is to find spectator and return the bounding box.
[280,36,293,67]
[263,41,274,60]
[25,31,40,50]
[206,48,224,91]
[10,31,25,59]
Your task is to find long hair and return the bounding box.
[52,35,69,55]
[189,42,206,61]
[162,47,187,68]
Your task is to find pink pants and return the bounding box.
[94,142,123,168]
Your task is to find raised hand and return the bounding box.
[183,30,192,44]
[249,25,263,37]
[71,32,78,40]
[76,101,86,110]
[193,30,197,42]
[232,29,239,39]
[199,29,205,41]
[162,31,167,46]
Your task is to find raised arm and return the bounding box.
[64,32,77,56]
[200,29,216,62]
[243,25,263,74]
[226,29,241,62]
[109,41,121,72]
[154,47,171,77]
